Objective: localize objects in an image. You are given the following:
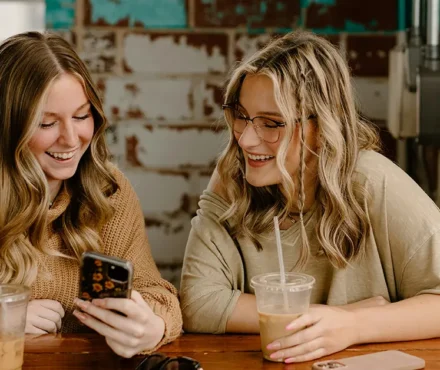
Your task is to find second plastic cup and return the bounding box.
[251,272,315,362]
[0,284,30,370]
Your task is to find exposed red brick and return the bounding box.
[126,136,142,167]
[194,0,300,28]
[306,0,397,31]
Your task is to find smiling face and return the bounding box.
[234,74,319,188]
[28,73,94,194]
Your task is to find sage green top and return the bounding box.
[180,151,440,333]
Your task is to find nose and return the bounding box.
[238,121,262,148]
[59,120,78,147]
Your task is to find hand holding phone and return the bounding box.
[79,251,133,301]
[312,350,425,370]
[74,252,165,358]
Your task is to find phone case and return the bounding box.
[312,350,425,370]
[79,251,133,301]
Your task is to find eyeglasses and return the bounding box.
[222,104,285,143]
[135,353,202,370]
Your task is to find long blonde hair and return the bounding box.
[0,32,118,285]
[217,30,379,268]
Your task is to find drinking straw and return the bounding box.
[273,216,288,310]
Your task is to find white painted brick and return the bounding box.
[104,77,194,121]
[119,124,225,168]
[80,30,116,73]
[235,33,272,61]
[122,169,191,214]
[199,78,223,119]
[124,33,227,74]
[146,218,191,263]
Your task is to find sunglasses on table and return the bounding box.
[135,353,202,370]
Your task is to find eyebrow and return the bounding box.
[43,102,91,117]
[237,102,283,118]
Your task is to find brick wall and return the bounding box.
[46,0,403,286]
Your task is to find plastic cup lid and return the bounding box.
[250,272,315,292]
[0,285,30,303]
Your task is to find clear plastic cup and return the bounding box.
[251,272,315,362]
[0,285,30,370]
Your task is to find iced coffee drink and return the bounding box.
[0,285,30,370]
[0,335,25,370]
[251,273,314,362]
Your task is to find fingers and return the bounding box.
[286,311,321,331]
[73,298,148,338]
[130,290,149,309]
[269,322,321,351]
[270,337,324,362]
[28,316,58,333]
[38,300,65,318]
[26,300,65,333]
[36,308,63,331]
[72,310,141,355]
[285,347,328,363]
[92,290,152,322]
[105,338,138,359]
[25,324,48,335]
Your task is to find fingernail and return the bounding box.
[73,310,87,321]
[286,322,296,330]
[267,342,281,350]
[270,351,282,360]
[92,299,104,307]
[285,357,296,364]
[74,298,87,310]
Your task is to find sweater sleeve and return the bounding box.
[102,168,182,352]
[180,191,244,334]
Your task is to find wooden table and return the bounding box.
[23,333,440,369]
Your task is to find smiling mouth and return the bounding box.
[247,153,275,162]
[46,151,76,161]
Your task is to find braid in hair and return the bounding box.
[296,66,311,269]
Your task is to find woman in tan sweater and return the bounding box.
[0,32,182,358]
[181,30,440,363]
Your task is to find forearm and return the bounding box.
[226,293,259,333]
[354,294,440,343]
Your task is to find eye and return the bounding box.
[261,118,283,129]
[40,121,57,129]
[74,113,91,120]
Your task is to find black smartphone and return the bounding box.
[79,251,134,301]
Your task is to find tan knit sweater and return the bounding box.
[31,165,182,350]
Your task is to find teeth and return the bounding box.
[248,154,274,161]
[47,151,75,159]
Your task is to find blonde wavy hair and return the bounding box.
[217,30,379,269]
[0,32,118,285]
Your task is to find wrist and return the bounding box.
[151,314,165,348]
[352,307,376,344]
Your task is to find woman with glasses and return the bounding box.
[181,30,440,363]
[0,32,182,358]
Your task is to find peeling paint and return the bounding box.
[46,0,75,29]
[104,78,193,121]
[119,124,223,169]
[124,33,227,74]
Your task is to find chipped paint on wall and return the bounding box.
[46,0,75,29]
[104,78,194,121]
[88,0,187,27]
[80,30,116,73]
[124,33,227,74]
[119,124,224,169]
